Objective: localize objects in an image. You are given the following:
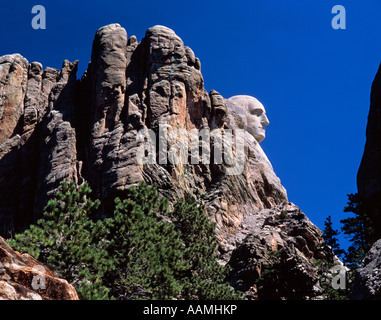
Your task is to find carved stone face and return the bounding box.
[226,95,270,143]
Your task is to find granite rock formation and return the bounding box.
[358,63,381,240]
[0,54,78,236]
[226,202,336,299]
[352,239,381,300]
[353,63,381,300]
[0,23,338,299]
[0,236,78,300]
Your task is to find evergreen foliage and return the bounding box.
[323,215,345,259]
[101,183,187,299]
[255,250,316,300]
[313,258,349,300]
[8,180,241,300]
[341,193,375,269]
[320,193,377,300]
[7,181,110,292]
[171,195,242,299]
[323,194,376,270]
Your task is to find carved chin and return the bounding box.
[248,128,266,143]
[255,134,265,143]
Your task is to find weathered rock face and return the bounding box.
[352,239,381,300]
[226,202,336,299]
[0,53,78,236]
[77,24,213,211]
[0,23,337,299]
[0,24,289,241]
[355,63,381,300]
[0,236,78,300]
[75,23,289,246]
[358,63,381,240]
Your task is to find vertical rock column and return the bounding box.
[85,23,141,204]
[0,54,28,145]
[34,60,79,216]
[358,63,381,239]
[0,54,29,235]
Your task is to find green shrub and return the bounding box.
[101,182,188,299]
[8,181,110,295]
[8,181,241,300]
[171,195,242,299]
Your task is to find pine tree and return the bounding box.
[77,280,114,300]
[8,181,112,297]
[102,183,241,300]
[341,193,374,268]
[171,194,242,300]
[323,215,345,259]
[8,180,242,300]
[102,182,188,299]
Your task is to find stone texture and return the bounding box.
[0,236,78,300]
[79,24,214,212]
[352,239,381,300]
[34,60,80,216]
[226,202,335,299]
[0,54,28,145]
[226,95,270,143]
[353,59,381,301]
[0,55,77,236]
[357,63,381,239]
[84,23,137,202]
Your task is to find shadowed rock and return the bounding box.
[358,63,381,240]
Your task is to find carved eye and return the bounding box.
[250,109,262,116]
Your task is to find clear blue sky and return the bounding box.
[2,0,381,249]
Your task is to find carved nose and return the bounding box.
[262,115,269,127]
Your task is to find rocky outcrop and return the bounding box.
[0,24,288,240]
[357,63,381,240]
[0,54,78,236]
[0,23,338,299]
[226,202,336,299]
[0,236,78,300]
[352,239,381,300]
[355,63,381,300]
[0,55,28,145]
[80,23,215,210]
